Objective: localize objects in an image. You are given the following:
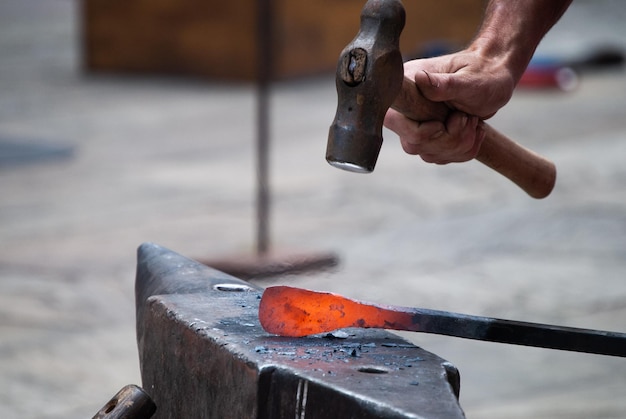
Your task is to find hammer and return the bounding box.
[326,0,557,199]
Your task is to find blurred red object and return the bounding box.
[519,63,579,91]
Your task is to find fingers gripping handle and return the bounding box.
[326,0,556,198]
[393,77,557,199]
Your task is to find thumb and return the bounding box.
[413,70,455,103]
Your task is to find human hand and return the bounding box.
[384,108,486,164]
[383,48,514,164]
[406,48,517,119]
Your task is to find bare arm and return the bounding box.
[475,0,573,86]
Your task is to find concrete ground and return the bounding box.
[1,1,625,418]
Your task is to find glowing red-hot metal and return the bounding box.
[259,286,626,358]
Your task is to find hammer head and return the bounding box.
[326,0,406,173]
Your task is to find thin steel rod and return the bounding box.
[256,0,272,255]
[412,307,626,357]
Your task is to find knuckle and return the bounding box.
[401,141,420,155]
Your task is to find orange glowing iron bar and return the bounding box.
[259,286,626,357]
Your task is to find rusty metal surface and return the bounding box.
[135,243,464,418]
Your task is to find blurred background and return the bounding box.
[1,0,625,417]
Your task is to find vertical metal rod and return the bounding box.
[256,0,272,255]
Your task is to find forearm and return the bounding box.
[469,0,572,84]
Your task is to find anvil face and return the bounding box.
[135,243,464,418]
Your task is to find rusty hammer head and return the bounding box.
[326,0,406,173]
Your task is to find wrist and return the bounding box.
[468,0,572,86]
[468,31,531,86]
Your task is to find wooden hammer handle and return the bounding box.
[392,77,556,199]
